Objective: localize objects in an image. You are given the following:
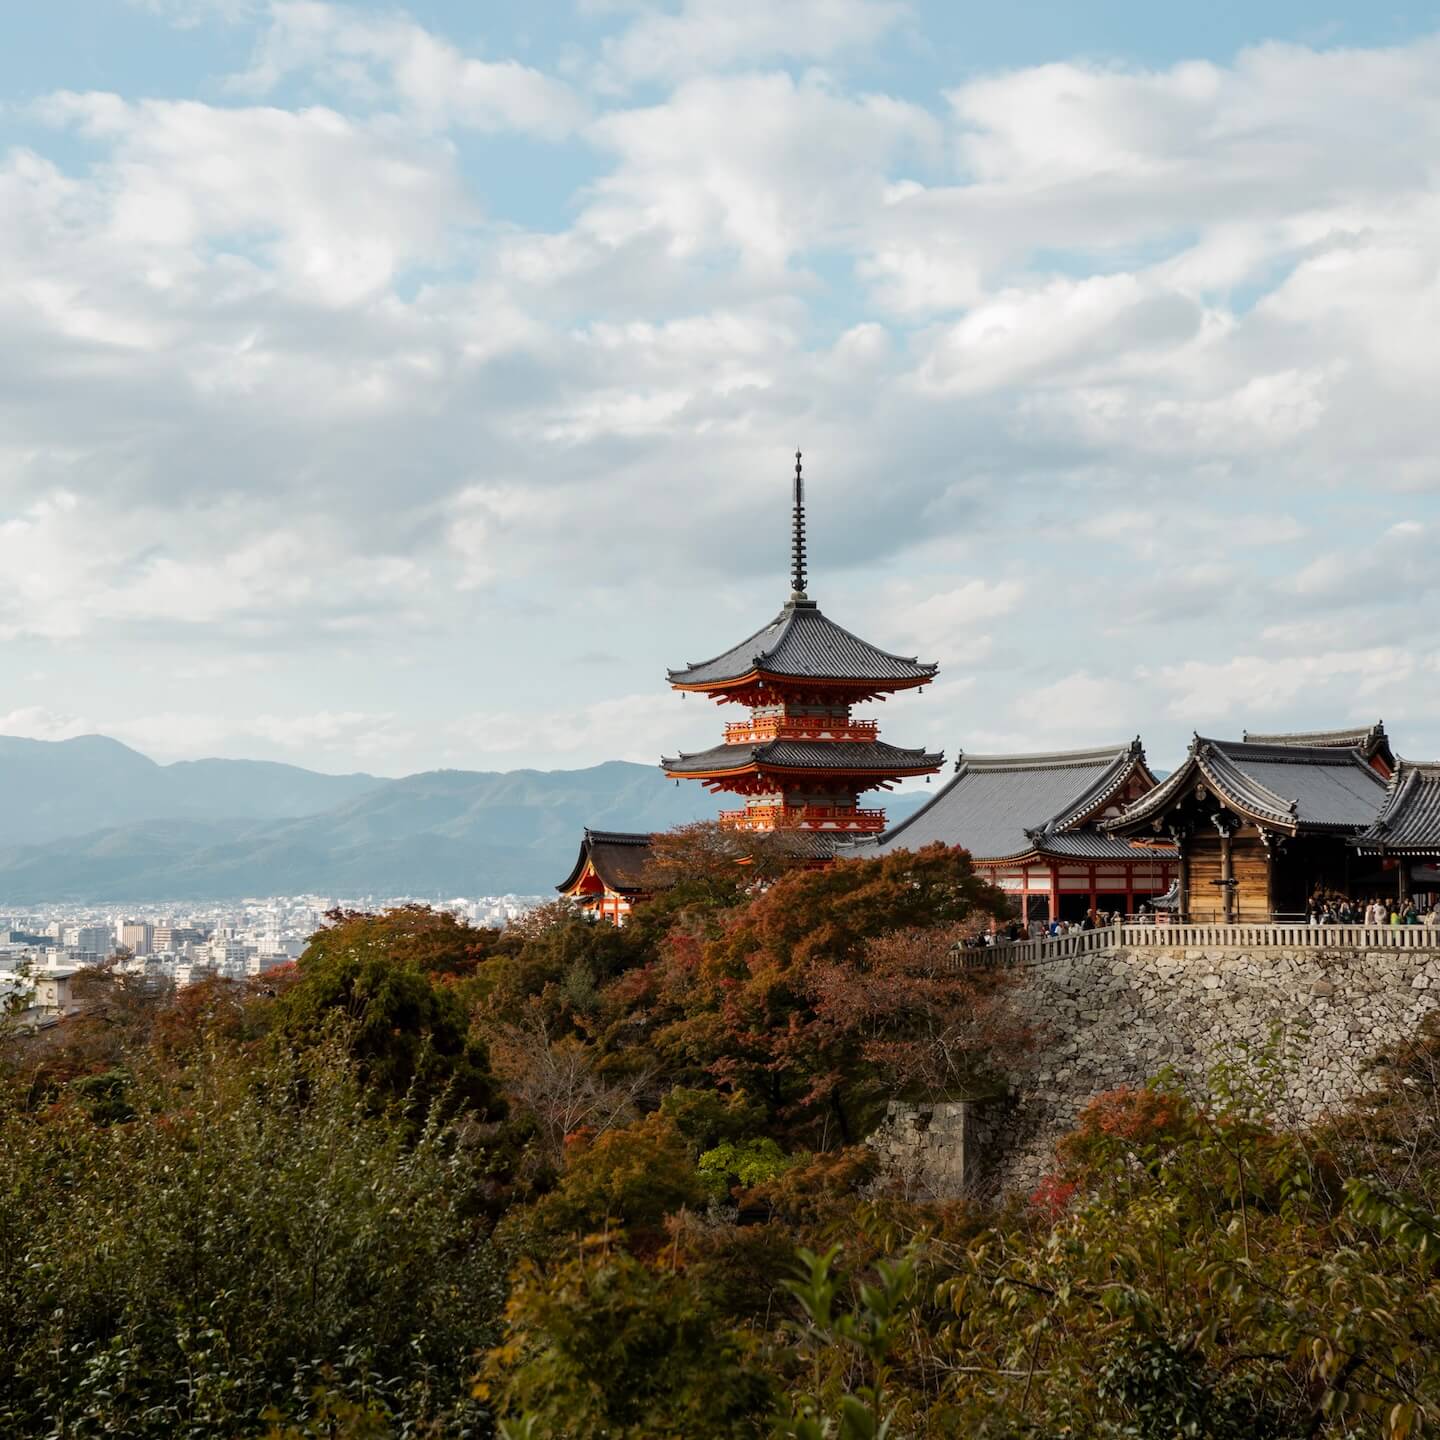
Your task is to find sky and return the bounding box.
[3,0,1439,783]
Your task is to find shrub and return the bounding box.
[0,1039,503,1438]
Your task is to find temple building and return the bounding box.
[1104,733,1390,921]
[1354,759,1440,909]
[660,453,944,847]
[847,741,1176,923]
[555,829,655,924]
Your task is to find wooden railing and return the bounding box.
[718,805,887,832]
[964,922,1440,968]
[723,717,880,744]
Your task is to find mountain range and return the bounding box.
[0,736,930,903]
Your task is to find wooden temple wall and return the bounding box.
[1186,832,1270,922]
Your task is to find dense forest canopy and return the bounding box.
[4,830,1440,1437]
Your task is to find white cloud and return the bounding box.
[597,0,909,86]
[0,707,94,742]
[881,578,1024,664]
[582,71,940,276]
[233,1,586,138]
[1011,672,1143,744]
[8,18,1440,775]
[33,91,468,306]
[1156,649,1425,722]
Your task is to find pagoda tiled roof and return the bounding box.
[667,598,936,689]
[555,829,655,896]
[661,738,944,777]
[1354,760,1440,854]
[1242,720,1393,768]
[849,741,1169,864]
[1107,737,1387,836]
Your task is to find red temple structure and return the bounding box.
[661,453,943,846]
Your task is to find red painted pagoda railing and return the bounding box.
[723,717,879,744]
[719,804,887,832]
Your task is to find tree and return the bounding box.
[624,845,1010,1141]
[624,821,805,942]
[302,904,505,981]
[528,1112,708,1244]
[484,1245,775,1440]
[0,1037,503,1438]
[488,1013,650,1170]
[273,910,501,1121]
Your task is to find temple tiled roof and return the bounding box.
[662,738,944,777]
[556,829,655,895]
[1108,737,1387,835]
[667,599,936,690]
[1243,720,1393,769]
[851,742,1169,863]
[1354,760,1440,854]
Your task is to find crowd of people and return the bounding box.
[966,895,1440,947]
[1310,894,1440,927]
[970,908,1138,947]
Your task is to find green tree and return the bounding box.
[485,1244,776,1439]
[274,909,501,1120]
[0,1038,503,1438]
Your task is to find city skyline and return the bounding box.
[4,1,1439,781]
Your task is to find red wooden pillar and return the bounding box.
[1088,863,1098,916]
[1124,863,1135,918]
[1049,862,1059,924]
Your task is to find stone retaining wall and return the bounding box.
[873,944,1440,1200]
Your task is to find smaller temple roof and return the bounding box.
[852,740,1168,864]
[662,737,943,777]
[555,829,655,896]
[1354,760,1440,855]
[1242,720,1394,771]
[1107,737,1387,836]
[667,599,936,692]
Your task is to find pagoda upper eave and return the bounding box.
[669,668,934,704]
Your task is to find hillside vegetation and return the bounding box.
[5,827,1439,1438]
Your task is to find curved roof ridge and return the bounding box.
[1049,741,1151,833]
[1211,735,1373,766]
[1357,757,1440,847]
[1197,741,1296,822]
[667,606,794,680]
[1242,720,1388,749]
[1111,732,1387,835]
[958,741,1136,772]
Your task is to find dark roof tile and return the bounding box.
[1109,737,1387,834]
[668,599,936,689]
[1243,720,1393,767]
[856,742,1163,863]
[1355,760,1440,853]
[661,738,943,776]
[556,829,655,895]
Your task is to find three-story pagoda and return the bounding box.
[661,454,943,843]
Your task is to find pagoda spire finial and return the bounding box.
[791,449,808,600]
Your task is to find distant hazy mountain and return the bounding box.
[0,734,381,845]
[0,737,933,903]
